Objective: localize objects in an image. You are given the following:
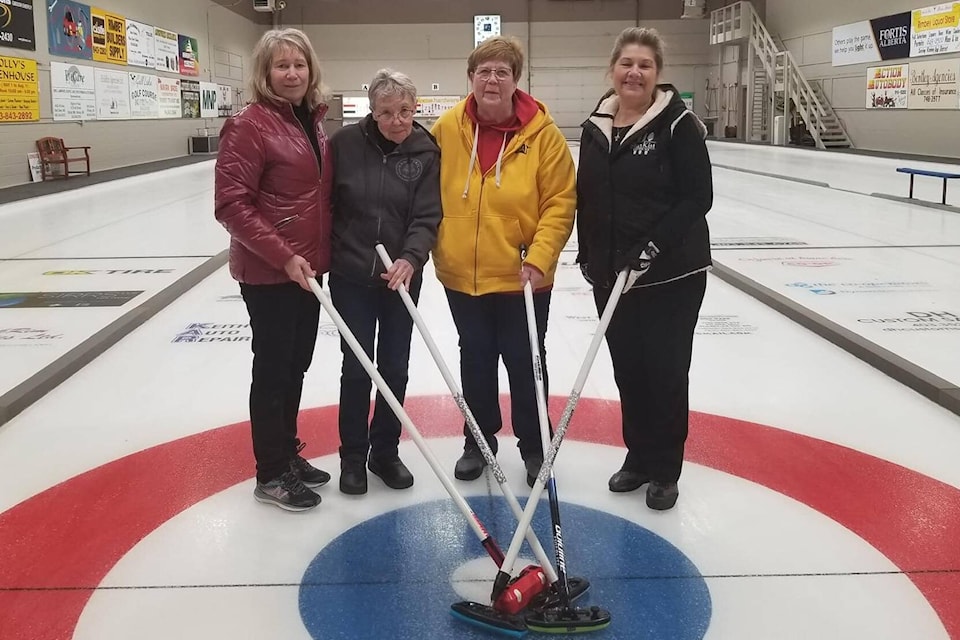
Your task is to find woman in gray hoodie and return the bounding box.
[328,69,442,495]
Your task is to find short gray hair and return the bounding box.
[368,69,417,111]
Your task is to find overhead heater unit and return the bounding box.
[253,0,276,12]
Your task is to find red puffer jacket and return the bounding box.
[214,100,333,285]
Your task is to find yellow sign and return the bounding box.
[913,2,960,31]
[92,8,127,64]
[0,56,39,122]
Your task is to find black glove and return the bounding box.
[619,241,660,292]
[614,239,659,272]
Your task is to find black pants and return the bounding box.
[445,288,550,461]
[593,271,706,483]
[330,272,421,463]
[241,281,321,483]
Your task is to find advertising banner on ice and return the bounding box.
[178,34,198,76]
[94,67,129,119]
[866,64,909,108]
[157,76,181,118]
[0,0,36,51]
[125,20,155,69]
[154,27,178,73]
[910,2,960,57]
[908,58,960,108]
[51,61,96,120]
[0,55,39,122]
[46,0,92,60]
[129,72,158,118]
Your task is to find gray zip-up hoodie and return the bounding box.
[329,115,442,285]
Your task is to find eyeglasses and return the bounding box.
[474,67,513,82]
[374,108,416,123]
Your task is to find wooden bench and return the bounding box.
[35,137,91,180]
[896,167,960,205]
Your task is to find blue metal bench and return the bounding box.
[896,167,960,205]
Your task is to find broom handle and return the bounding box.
[521,278,572,606]
[307,277,504,566]
[493,268,629,596]
[374,244,558,584]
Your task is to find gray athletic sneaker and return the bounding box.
[254,471,321,512]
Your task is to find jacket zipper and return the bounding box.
[288,104,322,178]
[584,120,618,284]
[468,130,524,293]
[371,152,388,278]
[474,176,484,293]
[365,125,399,279]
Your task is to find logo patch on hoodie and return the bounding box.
[395,158,423,182]
[631,132,656,156]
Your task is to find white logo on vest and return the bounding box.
[632,131,656,155]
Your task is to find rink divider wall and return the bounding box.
[0,251,229,427]
[712,163,831,189]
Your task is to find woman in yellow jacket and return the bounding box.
[431,36,575,487]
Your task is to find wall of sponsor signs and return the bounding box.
[0,1,237,124]
[0,0,259,188]
[834,2,960,111]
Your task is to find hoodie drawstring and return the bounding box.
[494,131,507,188]
[462,126,510,197]
[462,125,480,198]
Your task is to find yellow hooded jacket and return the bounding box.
[431,96,575,295]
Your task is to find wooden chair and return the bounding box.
[35,137,91,180]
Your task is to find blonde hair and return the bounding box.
[250,28,326,109]
[467,36,524,82]
[609,27,665,72]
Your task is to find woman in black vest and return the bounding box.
[576,27,713,510]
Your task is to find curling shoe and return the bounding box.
[646,480,679,510]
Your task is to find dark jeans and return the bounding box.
[329,272,422,463]
[593,271,706,483]
[445,288,550,461]
[240,281,321,483]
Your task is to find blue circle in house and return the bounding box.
[298,496,711,639]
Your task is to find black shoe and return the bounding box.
[254,471,321,511]
[454,447,487,481]
[368,456,414,490]
[290,443,331,488]
[646,480,679,510]
[339,460,367,495]
[524,456,543,488]
[608,469,649,493]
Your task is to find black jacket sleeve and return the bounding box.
[648,113,713,251]
[401,152,442,270]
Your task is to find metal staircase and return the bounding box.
[709,1,852,149]
[750,68,768,141]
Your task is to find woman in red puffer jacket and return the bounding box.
[214,28,332,513]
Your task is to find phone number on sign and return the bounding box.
[0,111,38,121]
